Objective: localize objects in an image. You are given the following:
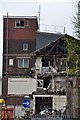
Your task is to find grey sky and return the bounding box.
[0,0,78,77]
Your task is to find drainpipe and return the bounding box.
[6,12,8,76]
[5,12,8,107]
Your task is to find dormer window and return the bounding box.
[15,20,25,28]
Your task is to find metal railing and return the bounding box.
[38,24,65,34]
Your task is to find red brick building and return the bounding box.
[2,15,38,115]
[3,15,80,119]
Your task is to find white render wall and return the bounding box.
[8,77,37,95]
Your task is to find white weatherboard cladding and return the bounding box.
[53,95,67,111]
[8,78,37,94]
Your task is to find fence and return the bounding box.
[30,115,74,120]
[14,115,75,120]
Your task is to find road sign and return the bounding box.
[22,99,30,108]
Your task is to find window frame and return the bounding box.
[15,20,25,28]
[23,43,28,51]
[17,58,29,68]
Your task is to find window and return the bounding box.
[23,43,28,50]
[18,58,29,68]
[9,59,14,66]
[15,20,25,28]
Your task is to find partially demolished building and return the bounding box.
[2,15,80,118]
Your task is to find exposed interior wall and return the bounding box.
[35,57,42,74]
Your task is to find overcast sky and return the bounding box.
[0,0,79,77]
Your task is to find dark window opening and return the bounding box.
[35,97,52,114]
[21,21,24,26]
[15,20,25,28]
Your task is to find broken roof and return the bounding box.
[33,33,79,55]
[36,31,62,50]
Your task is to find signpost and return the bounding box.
[22,99,30,108]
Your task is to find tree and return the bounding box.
[62,35,80,77]
[73,1,80,38]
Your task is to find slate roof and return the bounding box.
[36,31,62,50]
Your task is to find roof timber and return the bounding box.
[33,34,80,56]
[34,36,61,54]
[34,39,66,56]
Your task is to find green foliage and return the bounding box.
[73,1,80,38]
[73,16,80,38]
[62,35,80,76]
